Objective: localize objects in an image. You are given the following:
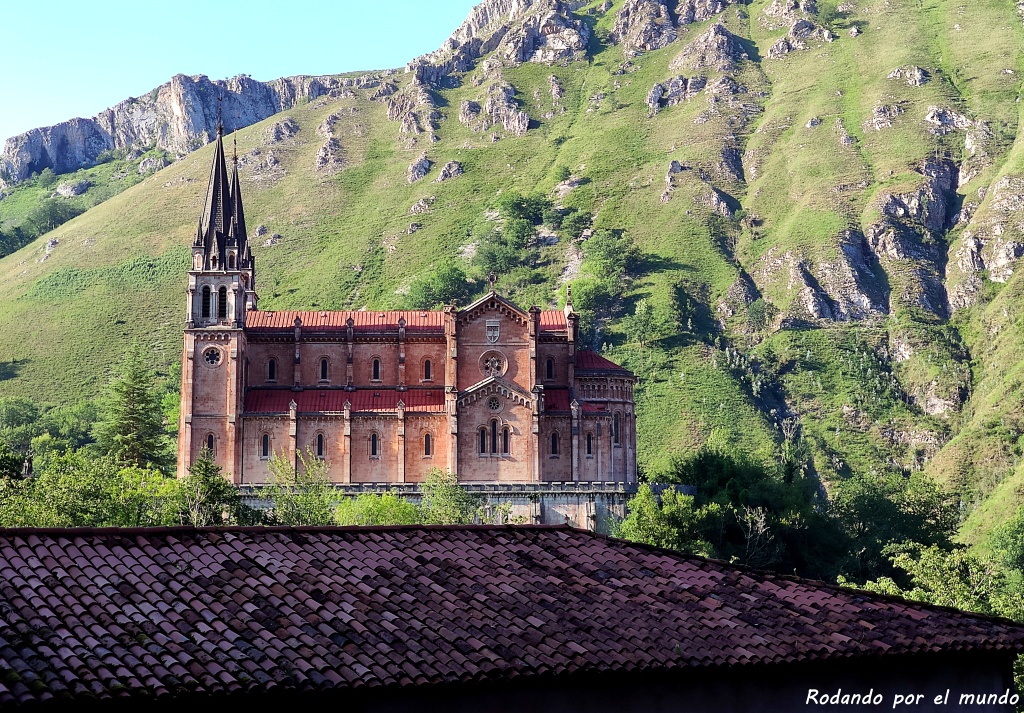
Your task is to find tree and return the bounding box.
[93,343,173,472]
[830,470,957,582]
[405,261,473,308]
[616,484,718,555]
[624,298,658,347]
[0,443,21,479]
[335,491,422,526]
[0,397,41,454]
[266,449,336,525]
[420,468,481,524]
[174,448,247,525]
[581,229,641,278]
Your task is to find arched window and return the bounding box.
[316,433,325,459]
[550,432,560,456]
[613,413,620,445]
[423,359,432,381]
[320,358,329,381]
[201,286,211,318]
[228,254,235,269]
[372,358,381,381]
[261,434,270,459]
[370,432,379,458]
[546,358,554,380]
[423,433,432,457]
[586,432,593,456]
[206,433,215,455]
[491,420,498,454]
[217,286,227,319]
[502,427,510,455]
[479,428,488,455]
[268,359,277,382]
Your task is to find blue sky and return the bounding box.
[0,0,479,143]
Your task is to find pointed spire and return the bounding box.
[229,136,247,249]
[197,111,232,267]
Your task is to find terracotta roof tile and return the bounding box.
[246,310,444,333]
[576,350,633,373]
[0,526,1022,708]
[539,311,567,331]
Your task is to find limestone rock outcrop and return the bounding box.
[405,0,589,86]
[315,139,345,175]
[0,72,385,184]
[265,117,300,144]
[671,23,747,72]
[766,18,834,58]
[948,175,1024,309]
[434,161,464,182]
[888,65,930,86]
[484,82,531,136]
[610,0,677,57]
[407,153,432,183]
[645,75,707,113]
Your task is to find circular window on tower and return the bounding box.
[203,347,222,367]
[488,396,501,412]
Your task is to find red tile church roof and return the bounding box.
[245,388,445,413]
[1,526,1023,707]
[576,350,632,373]
[538,310,567,330]
[245,309,570,333]
[246,310,445,332]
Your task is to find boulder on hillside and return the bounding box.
[863,103,904,131]
[139,156,170,175]
[767,18,834,58]
[670,23,748,72]
[54,180,90,197]
[677,0,736,25]
[761,0,817,27]
[407,154,432,183]
[888,65,929,86]
[434,161,464,182]
[646,75,707,114]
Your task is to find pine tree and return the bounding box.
[93,343,173,472]
[175,448,244,526]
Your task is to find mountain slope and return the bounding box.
[1,0,1024,546]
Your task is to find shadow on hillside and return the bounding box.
[637,254,690,277]
[0,359,27,383]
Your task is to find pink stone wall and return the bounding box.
[456,393,532,482]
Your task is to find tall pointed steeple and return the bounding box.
[228,137,248,249]
[195,98,233,269]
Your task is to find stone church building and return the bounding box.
[177,127,637,499]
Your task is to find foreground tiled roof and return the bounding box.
[1,526,1023,707]
[244,388,446,414]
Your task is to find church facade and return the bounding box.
[177,127,637,488]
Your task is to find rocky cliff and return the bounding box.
[0,72,388,185]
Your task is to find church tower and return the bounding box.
[177,114,256,481]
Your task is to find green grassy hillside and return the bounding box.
[1,0,1024,547]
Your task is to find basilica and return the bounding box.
[177,125,637,489]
